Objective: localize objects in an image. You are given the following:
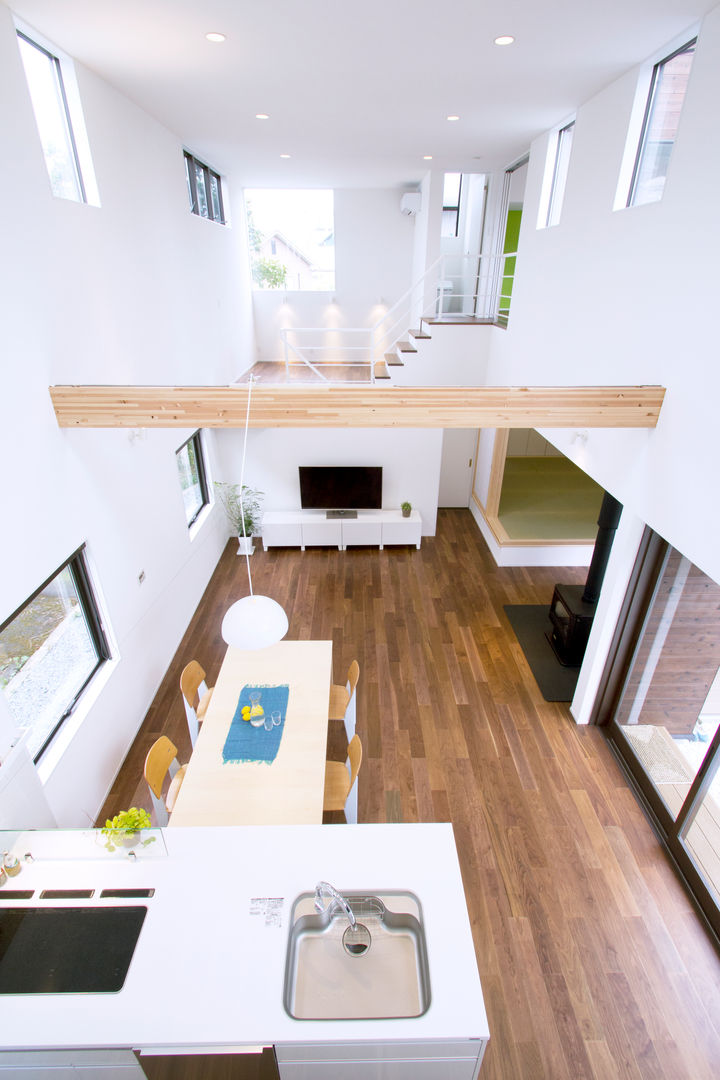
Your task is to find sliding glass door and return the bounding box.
[598,532,720,939]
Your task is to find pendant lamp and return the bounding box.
[221,376,289,650]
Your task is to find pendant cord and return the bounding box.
[239,377,254,597]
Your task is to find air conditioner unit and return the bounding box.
[400,192,422,216]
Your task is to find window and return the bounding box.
[16,29,97,204]
[627,39,696,207]
[245,189,335,290]
[184,151,226,223]
[176,431,209,527]
[541,121,575,227]
[441,173,462,238]
[0,548,110,762]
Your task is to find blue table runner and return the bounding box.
[222,684,290,764]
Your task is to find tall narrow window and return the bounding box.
[544,121,575,227]
[16,30,91,203]
[176,431,209,527]
[441,172,462,238]
[0,548,110,761]
[628,39,696,207]
[184,151,226,223]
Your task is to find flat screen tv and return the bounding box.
[299,466,382,511]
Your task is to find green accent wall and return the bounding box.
[500,208,522,316]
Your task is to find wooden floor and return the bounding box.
[101,510,720,1080]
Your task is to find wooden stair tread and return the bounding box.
[396,340,417,352]
[384,352,404,366]
[409,328,431,339]
[373,360,391,379]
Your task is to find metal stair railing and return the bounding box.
[276,249,517,381]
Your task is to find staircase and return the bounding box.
[374,327,430,380]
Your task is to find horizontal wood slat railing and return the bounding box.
[49,384,665,429]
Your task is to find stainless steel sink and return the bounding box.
[283,891,431,1020]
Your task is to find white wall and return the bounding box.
[487,7,720,586]
[390,322,492,386]
[0,6,254,824]
[484,5,720,713]
[214,428,442,536]
[251,187,416,361]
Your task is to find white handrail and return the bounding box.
[277,249,518,380]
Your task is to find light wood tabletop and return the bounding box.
[168,640,333,826]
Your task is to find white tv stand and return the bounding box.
[262,509,422,551]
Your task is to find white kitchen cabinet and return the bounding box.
[0,1051,145,1080]
[275,1039,486,1079]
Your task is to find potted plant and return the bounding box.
[101,807,154,851]
[401,501,412,518]
[215,481,264,555]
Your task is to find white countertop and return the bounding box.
[0,824,488,1053]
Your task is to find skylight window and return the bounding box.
[627,39,696,207]
[441,173,462,238]
[245,189,335,291]
[16,28,98,204]
[540,120,575,228]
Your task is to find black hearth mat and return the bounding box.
[504,605,580,702]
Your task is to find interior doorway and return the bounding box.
[438,429,477,506]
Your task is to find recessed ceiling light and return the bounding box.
[255,113,270,120]
[494,35,515,46]
[447,115,460,122]
[423,155,433,160]
[205,32,226,43]
[280,154,291,159]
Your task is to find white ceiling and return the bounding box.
[5,0,713,188]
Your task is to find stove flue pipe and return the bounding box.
[582,492,623,605]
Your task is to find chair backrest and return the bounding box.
[180,660,207,711]
[346,660,360,699]
[347,734,363,792]
[144,735,179,799]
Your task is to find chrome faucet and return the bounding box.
[314,881,356,928]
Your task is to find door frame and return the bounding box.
[591,526,720,946]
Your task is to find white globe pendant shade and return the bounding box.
[221,594,289,650]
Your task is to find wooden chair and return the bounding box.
[144,735,187,827]
[328,660,360,742]
[180,660,214,748]
[323,734,363,824]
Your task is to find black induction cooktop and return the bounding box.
[0,906,148,994]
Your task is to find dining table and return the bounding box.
[168,639,333,826]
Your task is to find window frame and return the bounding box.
[542,120,575,228]
[14,22,99,206]
[622,36,697,209]
[441,173,463,238]
[175,430,210,528]
[184,151,226,224]
[0,546,111,763]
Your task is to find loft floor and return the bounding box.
[101,509,720,1080]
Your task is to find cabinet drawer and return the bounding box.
[301,522,342,547]
[381,522,421,547]
[277,1059,480,1080]
[262,523,303,548]
[342,521,382,546]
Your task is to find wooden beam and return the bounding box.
[48,384,665,429]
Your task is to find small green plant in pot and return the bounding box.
[401,501,412,518]
[214,482,264,554]
[101,807,154,851]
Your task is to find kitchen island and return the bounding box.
[0,824,488,1078]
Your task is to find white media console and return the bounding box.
[261,509,422,551]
